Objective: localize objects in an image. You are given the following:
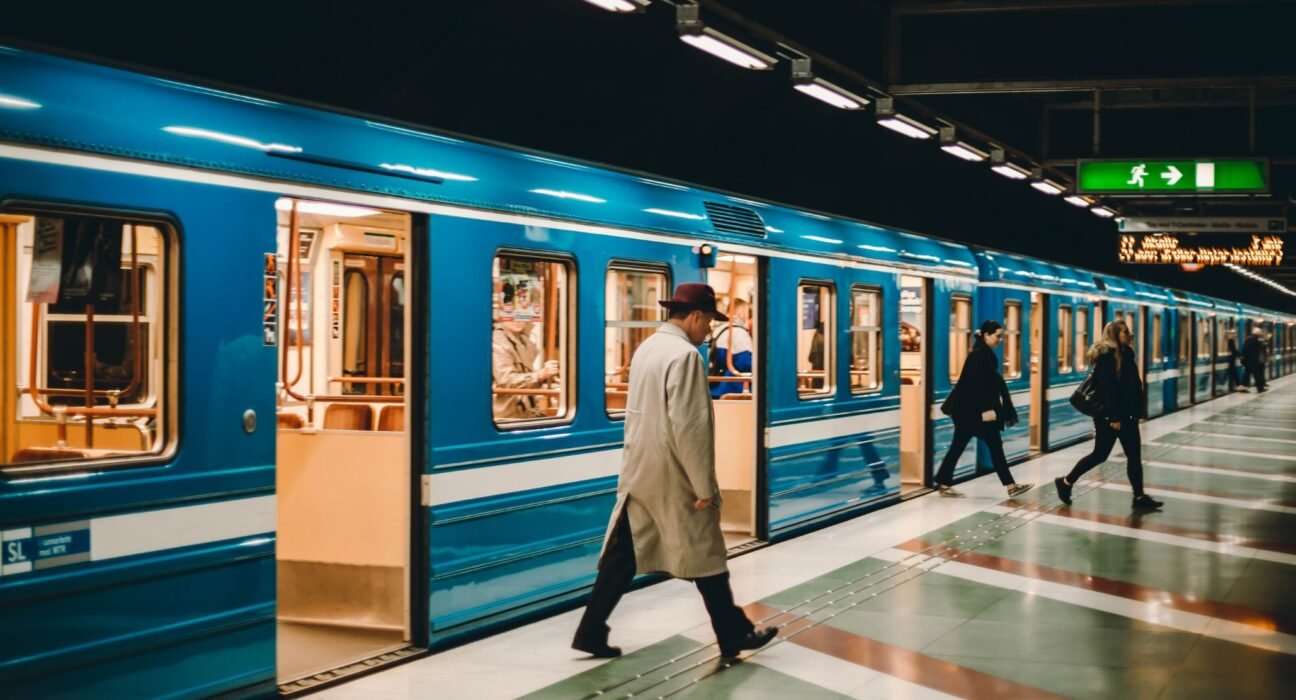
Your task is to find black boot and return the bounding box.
[1054,477,1073,506]
[1132,494,1163,510]
[719,626,778,659]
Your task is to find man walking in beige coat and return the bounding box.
[572,283,778,660]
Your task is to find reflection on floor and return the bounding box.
[316,378,1296,699]
[278,621,405,682]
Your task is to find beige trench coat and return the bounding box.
[602,323,728,580]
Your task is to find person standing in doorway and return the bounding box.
[934,320,1033,498]
[1055,320,1164,510]
[1241,328,1268,393]
[709,298,754,398]
[572,283,777,660]
[1226,333,1242,392]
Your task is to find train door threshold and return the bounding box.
[278,645,428,696]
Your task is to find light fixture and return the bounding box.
[0,93,41,109]
[1064,194,1094,208]
[379,163,477,182]
[789,58,869,110]
[1090,205,1117,218]
[989,149,1030,180]
[1029,168,1065,195]
[530,188,606,203]
[938,127,988,162]
[875,98,937,139]
[677,5,776,70]
[580,0,650,12]
[644,208,706,220]
[275,199,381,218]
[163,126,302,153]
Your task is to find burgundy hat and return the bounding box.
[659,283,728,321]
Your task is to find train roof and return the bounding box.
[0,46,1291,321]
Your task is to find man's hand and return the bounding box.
[1109,420,1121,430]
[694,498,712,510]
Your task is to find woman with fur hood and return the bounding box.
[1054,320,1163,510]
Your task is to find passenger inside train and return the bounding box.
[492,255,567,423]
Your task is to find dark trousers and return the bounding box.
[1065,418,1144,495]
[935,422,1014,487]
[1243,364,1267,391]
[1227,364,1238,390]
[575,508,755,647]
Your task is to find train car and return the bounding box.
[970,251,1102,459]
[2,47,1293,698]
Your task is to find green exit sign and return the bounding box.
[1077,159,1268,195]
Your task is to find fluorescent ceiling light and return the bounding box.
[875,97,936,140]
[718,254,757,264]
[679,28,776,70]
[1030,178,1065,195]
[1064,195,1093,208]
[0,94,40,109]
[991,163,1029,180]
[1090,206,1116,218]
[802,235,843,244]
[581,0,650,11]
[793,78,869,110]
[380,163,477,182]
[163,126,302,153]
[530,188,606,203]
[938,128,987,161]
[275,199,380,218]
[644,208,705,220]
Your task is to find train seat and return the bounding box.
[323,404,373,431]
[376,405,404,432]
[277,412,305,430]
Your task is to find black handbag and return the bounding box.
[1070,372,1104,418]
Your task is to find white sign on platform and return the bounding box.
[1116,217,1286,233]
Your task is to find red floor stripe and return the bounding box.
[745,602,1065,700]
[897,539,1291,634]
[1050,504,1296,556]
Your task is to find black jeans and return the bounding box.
[574,507,755,647]
[1065,418,1144,495]
[1244,364,1267,391]
[935,422,1014,487]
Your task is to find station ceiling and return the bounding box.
[3,0,1294,310]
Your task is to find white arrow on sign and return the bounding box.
[1161,165,1183,186]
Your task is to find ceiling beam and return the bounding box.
[890,75,1296,95]
[893,0,1266,16]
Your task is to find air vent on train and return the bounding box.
[704,201,766,238]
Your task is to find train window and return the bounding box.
[3,212,175,473]
[1178,315,1190,362]
[1003,301,1022,379]
[491,254,572,427]
[1076,307,1090,371]
[1057,306,1073,372]
[1216,319,1228,355]
[389,274,405,378]
[948,295,972,380]
[849,286,882,393]
[342,269,369,382]
[797,282,834,399]
[1151,314,1163,362]
[1196,317,1212,359]
[605,265,669,417]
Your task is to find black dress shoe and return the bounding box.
[719,626,778,659]
[572,639,622,658]
[1132,494,1164,510]
[1054,477,1072,506]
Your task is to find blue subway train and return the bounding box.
[1,47,1293,697]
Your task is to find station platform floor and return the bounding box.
[319,379,1295,699]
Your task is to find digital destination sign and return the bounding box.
[1118,233,1285,266]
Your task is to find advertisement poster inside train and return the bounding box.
[494,258,545,323]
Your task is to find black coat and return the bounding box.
[1092,344,1143,420]
[1242,336,1265,368]
[943,344,1017,431]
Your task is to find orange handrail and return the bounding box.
[493,388,561,397]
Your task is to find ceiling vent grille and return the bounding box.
[704,201,766,237]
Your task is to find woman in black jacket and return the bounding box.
[1054,320,1163,510]
[935,320,1033,498]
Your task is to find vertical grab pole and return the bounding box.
[84,303,95,448]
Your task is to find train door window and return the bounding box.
[1196,317,1211,359]
[1075,307,1090,371]
[605,265,668,417]
[492,254,572,426]
[1178,314,1190,363]
[948,295,972,379]
[3,212,175,472]
[1057,306,1073,373]
[1003,301,1022,379]
[1151,313,1163,363]
[797,282,834,398]
[849,286,882,393]
[342,269,369,381]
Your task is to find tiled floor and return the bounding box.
[318,379,1295,699]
